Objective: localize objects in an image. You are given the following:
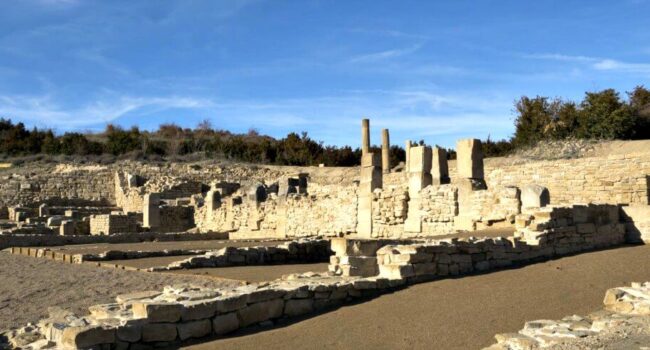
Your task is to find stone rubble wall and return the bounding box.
[150,239,331,271]
[484,282,650,349]
[195,183,358,239]
[370,183,519,238]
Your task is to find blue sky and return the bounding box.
[1,0,649,148]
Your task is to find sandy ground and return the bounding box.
[185,245,650,350]
[163,263,330,283]
[0,252,241,331]
[43,239,287,255]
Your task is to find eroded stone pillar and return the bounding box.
[405,145,432,233]
[381,129,390,174]
[431,146,450,185]
[357,152,382,237]
[455,139,486,231]
[361,118,370,155]
[143,193,160,229]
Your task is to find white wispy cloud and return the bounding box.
[349,44,422,63]
[0,94,214,130]
[523,52,650,75]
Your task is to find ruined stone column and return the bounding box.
[455,139,486,231]
[143,193,160,230]
[404,145,432,234]
[357,152,382,237]
[431,146,450,185]
[361,118,370,155]
[381,129,390,174]
[404,140,412,173]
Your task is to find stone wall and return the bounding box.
[332,204,626,278]
[159,206,195,233]
[89,213,141,235]
[196,183,358,239]
[481,153,650,206]
[0,169,114,207]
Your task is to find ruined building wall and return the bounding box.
[195,183,358,239]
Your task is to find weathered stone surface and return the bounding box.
[456,138,484,179]
[61,325,115,349]
[521,184,550,208]
[284,299,314,316]
[132,302,182,323]
[177,319,212,341]
[141,323,177,342]
[213,312,240,335]
[237,299,284,327]
[181,300,218,321]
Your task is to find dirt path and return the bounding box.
[185,245,650,350]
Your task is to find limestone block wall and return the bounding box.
[0,169,115,207]
[481,153,650,206]
[89,213,140,235]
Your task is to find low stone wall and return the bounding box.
[0,231,229,250]
[2,272,408,350]
[484,282,650,349]
[150,239,331,271]
[332,204,626,278]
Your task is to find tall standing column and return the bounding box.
[381,128,390,174]
[404,140,412,172]
[361,118,370,155]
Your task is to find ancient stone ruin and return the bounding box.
[1,119,650,349]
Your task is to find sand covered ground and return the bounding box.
[0,252,241,331]
[185,244,650,350]
[43,239,287,255]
